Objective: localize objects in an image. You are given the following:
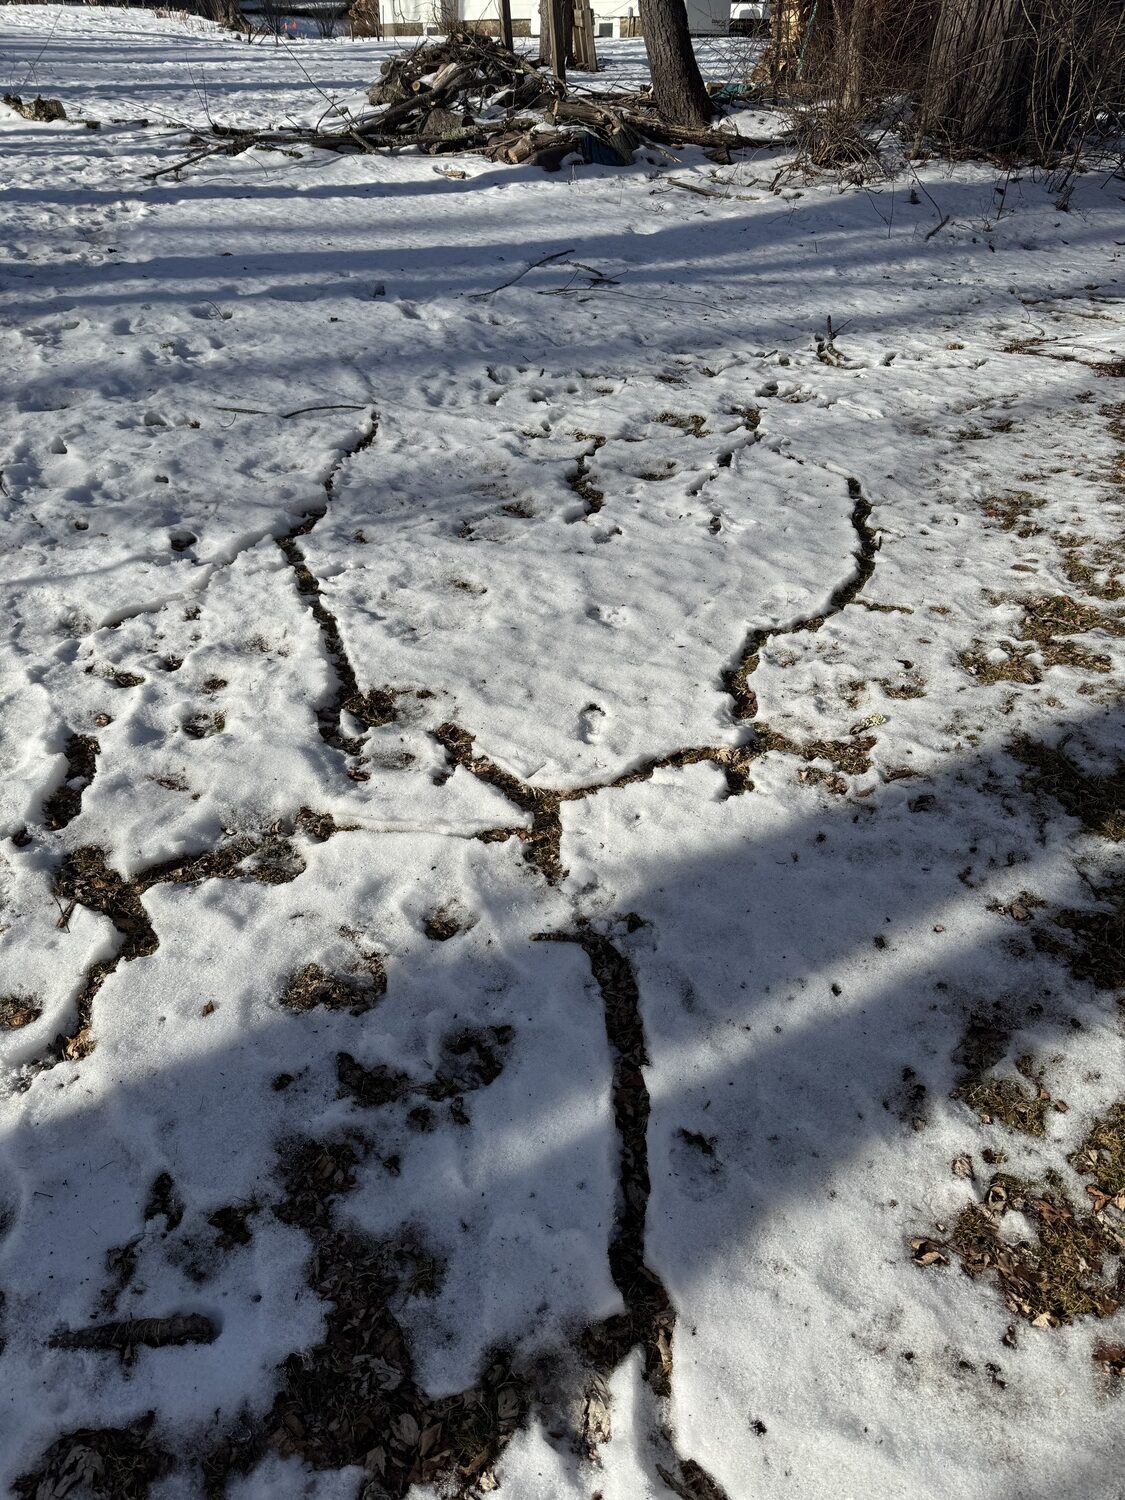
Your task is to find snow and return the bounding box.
[1,5,1124,1497]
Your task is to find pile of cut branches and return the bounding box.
[151,33,783,180]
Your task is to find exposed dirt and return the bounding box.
[336,1025,515,1121]
[144,1171,184,1231]
[205,1133,527,1498]
[725,476,876,715]
[272,411,380,770]
[537,929,732,1500]
[434,721,759,883]
[42,732,99,830]
[40,829,313,1066]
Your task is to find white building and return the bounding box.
[379,0,732,40]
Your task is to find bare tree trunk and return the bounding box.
[638,0,714,127]
[838,0,870,111]
[922,0,1033,147]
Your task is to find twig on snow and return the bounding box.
[469,248,576,301]
[211,403,368,419]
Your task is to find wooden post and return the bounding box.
[571,0,599,70]
[545,0,566,81]
[498,0,514,49]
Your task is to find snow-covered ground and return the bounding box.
[1,7,1123,1497]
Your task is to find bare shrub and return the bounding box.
[349,0,383,38]
[766,0,1124,166]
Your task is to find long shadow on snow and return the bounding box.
[0,708,1118,1493]
[0,168,1115,342]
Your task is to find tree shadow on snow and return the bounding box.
[0,698,1120,1495]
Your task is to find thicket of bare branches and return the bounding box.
[768,0,1125,165]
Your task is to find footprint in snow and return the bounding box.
[578,703,605,744]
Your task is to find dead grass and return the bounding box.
[1039,639,1113,672]
[950,1014,1049,1134]
[1011,736,1125,841]
[0,992,42,1029]
[658,411,709,437]
[182,710,225,739]
[1034,897,1124,992]
[422,905,467,941]
[961,592,1122,685]
[948,1172,1122,1326]
[1019,593,1119,641]
[879,674,927,699]
[567,458,605,514]
[281,960,385,1016]
[755,723,877,778]
[1060,541,1124,602]
[953,1074,1049,1134]
[1072,1102,1125,1200]
[959,641,1041,684]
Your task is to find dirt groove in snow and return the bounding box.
[272,409,382,768]
[4,22,1124,1494]
[34,824,320,1069]
[537,928,732,1500]
[432,472,880,879]
[723,475,877,718]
